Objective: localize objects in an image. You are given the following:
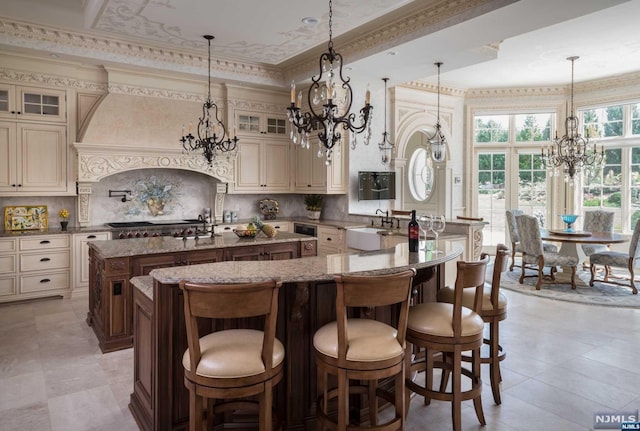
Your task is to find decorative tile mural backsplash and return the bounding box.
[91,169,213,224]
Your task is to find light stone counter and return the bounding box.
[150,240,463,285]
[131,275,153,300]
[88,231,314,258]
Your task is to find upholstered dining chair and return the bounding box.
[405,255,489,431]
[589,218,640,295]
[516,214,578,290]
[436,243,510,405]
[506,209,557,271]
[582,210,615,260]
[313,268,416,431]
[179,278,284,431]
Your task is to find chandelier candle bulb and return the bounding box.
[290,81,295,104]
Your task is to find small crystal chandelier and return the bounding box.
[377,78,395,164]
[543,56,604,184]
[425,62,447,162]
[180,35,238,165]
[286,0,373,165]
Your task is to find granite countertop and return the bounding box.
[131,275,154,300]
[0,225,112,238]
[88,231,316,259]
[149,240,463,285]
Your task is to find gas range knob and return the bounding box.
[127,232,134,238]
[152,232,159,237]
[135,232,142,238]
[119,232,126,239]
[143,232,149,237]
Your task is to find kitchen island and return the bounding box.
[87,232,317,352]
[129,241,463,431]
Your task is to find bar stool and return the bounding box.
[436,244,510,404]
[405,255,489,431]
[179,278,284,431]
[313,268,416,430]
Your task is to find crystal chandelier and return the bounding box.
[425,62,447,162]
[543,56,604,183]
[180,35,238,165]
[377,78,395,164]
[286,0,373,165]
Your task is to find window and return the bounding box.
[632,103,640,135]
[477,152,506,244]
[515,113,552,142]
[408,147,434,201]
[474,115,508,143]
[583,148,623,230]
[518,153,548,224]
[631,147,640,230]
[582,105,623,138]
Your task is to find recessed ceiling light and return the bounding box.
[387,51,398,56]
[302,17,319,25]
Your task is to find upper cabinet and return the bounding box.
[292,137,348,194]
[235,110,288,137]
[231,139,291,193]
[0,84,67,123]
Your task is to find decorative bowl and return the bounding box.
[560,214,579,231]
[233,229,259,239]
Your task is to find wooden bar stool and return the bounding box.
[179,278,284,431]
[313,268,416,431]
[405,255,489,431]
[436,244,510,404]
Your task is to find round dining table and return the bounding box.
[540,229,628,264]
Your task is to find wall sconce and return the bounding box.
[109,190,132,202]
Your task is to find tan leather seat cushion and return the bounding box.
[408,303,484,338]
[436,285,507,311]
[183,329,285,378]
[313,319,402,362]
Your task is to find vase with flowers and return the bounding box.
[59,208,70,231]
[304,194,323,220]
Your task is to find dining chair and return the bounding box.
[179,278,284,431]
[589,218,640,295]
[313,268,416,431]
[405,255,489,431]
[436,243,510,405]
[582,210,615,261]
[506,209,557,271]
[516,214,578,290]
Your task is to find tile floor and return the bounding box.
[1,288,639,431]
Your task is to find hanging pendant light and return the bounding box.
[542,56,605,184]
[425,62,447,162]
[180,35,238,165]
[377,78,395,164]
[286,0,373,165]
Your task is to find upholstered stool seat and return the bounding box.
[314,268,416,431]
[436,244,510,404]
[405,255,490,431]
[182,329,285,378]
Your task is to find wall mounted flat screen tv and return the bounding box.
[358,171,396,200]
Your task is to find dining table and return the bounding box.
[540,229,628,265]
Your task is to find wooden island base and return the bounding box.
[129,243,462,431]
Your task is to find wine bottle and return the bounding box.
[408,210,419,252]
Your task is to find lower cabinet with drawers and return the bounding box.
[0,234,71,303]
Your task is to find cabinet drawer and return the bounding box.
[20,250,70,271]
[20,236,69,250]
[0,276,17,296]
[20,271,69,293]
[0,255,16,274]
[0,239,17,253]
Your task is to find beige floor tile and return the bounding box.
[0,371,47,412]
[47,385,123,431]
[0,401,52,431]
[44,362,108,398]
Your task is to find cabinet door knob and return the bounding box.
[17,184,22,187]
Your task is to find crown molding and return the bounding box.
[0,17,284,87]
[400,81,466,98]
[0,66,106,92]
[106,83,206,102]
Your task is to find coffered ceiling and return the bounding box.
[0,0,637,89]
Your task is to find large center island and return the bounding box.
[128,241,463,431]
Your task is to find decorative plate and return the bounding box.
[4,205,48,230]
[259,199,280,220]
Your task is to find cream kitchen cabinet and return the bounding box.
[231,139,291,193]
[0,234,71,303]
[317,225,345,256]
[0,84,66,123]
[0,238,17,298]
[292,137,348,194]
[0,121,68,194]
[235,110,288,137]
[72,231,111,295]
